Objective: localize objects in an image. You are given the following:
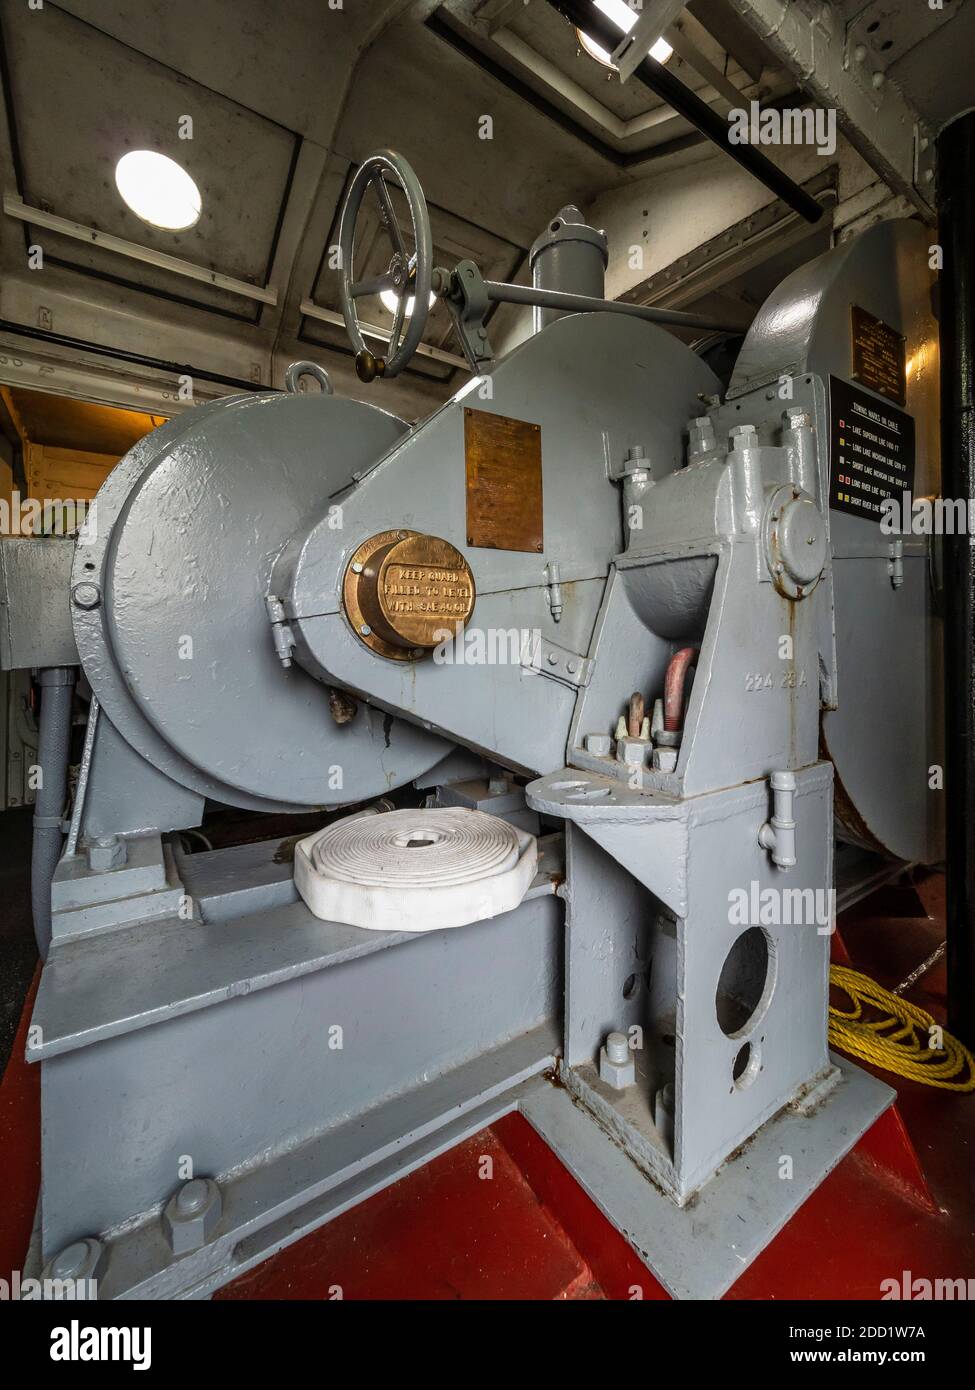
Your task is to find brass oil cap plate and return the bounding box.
[343,530,476,660]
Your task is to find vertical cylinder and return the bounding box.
[32,666,76,960]
[938,111,975,1046]
[529,205,608,333]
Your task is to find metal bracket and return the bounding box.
[888,536,904,591]
[524,636,593,688]
[443,260,495,372]
[847,0,963,76]
[841,1,941,202]
[914,123,937,203]
[727,0,941,215]
[611,0,687,82]
[264,596,296,668]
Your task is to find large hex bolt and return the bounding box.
[86,834,127,872]
[71,581,101,610]
[42,1237,107,1293]
[599,1031,636,1090]
[729,422,758,450]
[163,1177,223,1255]
[688,415,717,460]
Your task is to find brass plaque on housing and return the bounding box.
[464,408,543,553]
[851,304,906,406]
[343,529,476,661]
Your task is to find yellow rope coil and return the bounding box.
[828,964,975,1092]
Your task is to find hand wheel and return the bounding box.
[337,150,433,382]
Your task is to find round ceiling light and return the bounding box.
[114,150,202,231]
[576,0,673,70]
[577,27,673,69]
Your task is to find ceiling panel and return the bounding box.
[436,0,768,160]
[1,0,298,316]
[333,12,634,248]
[52,0,406,146]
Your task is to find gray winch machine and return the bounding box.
[0,151,941,1299]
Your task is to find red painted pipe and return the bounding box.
[663,648,698,733]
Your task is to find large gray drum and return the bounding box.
[731,219,942,864]
[71,390,450,812]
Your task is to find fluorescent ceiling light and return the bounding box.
[114,151,202,231]
[577,0,673,69]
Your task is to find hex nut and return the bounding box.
[616,736,649,768]
[163,1178,222,1256]
[688,416,717,458]
[599,1033,635,1090]
[585,733,612,757]
[71,581,101,610]
[653,747,678,773]
[42,1237,108,1290]
[729,423,758,449]
[86,836,127,872]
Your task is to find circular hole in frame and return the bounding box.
[715,927,776,1038]
[732,1040,762,1090]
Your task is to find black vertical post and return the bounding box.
[938,111,975,1046]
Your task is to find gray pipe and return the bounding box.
[482,280,747,335]
[31,666,76,960]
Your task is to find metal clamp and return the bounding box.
[265,595,296,667]
[524,636,593,689]
[443,260,494,372]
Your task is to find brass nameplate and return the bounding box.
[850,304,906,406]
[381,559,474,635]
[464,408,543,553]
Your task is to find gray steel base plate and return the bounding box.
[519,1052,894,1300]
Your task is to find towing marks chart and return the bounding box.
[828,376,916,521]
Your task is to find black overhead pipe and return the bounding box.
[548,0,824,225]
[938,111,975,1048]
